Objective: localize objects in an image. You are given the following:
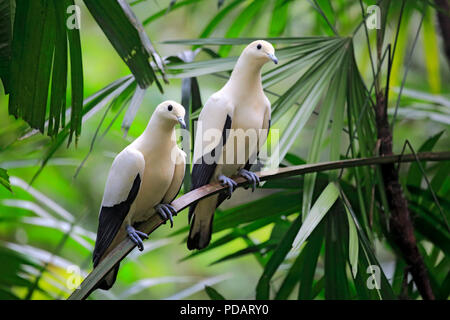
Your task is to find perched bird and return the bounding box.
[188,40,277,250]
[93,100,186,290]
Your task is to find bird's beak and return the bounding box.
[177,117,186,129]
[267,53,278,64]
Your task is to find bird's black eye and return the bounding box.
[168,105,173,111]
[257,44,262,50]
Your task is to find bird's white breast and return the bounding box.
[132,142,176,222]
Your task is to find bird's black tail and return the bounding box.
[187,195,219,250]
[187,214,214,250]
[96,262,120,291]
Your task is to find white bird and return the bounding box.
[188,40,277,250]
[93,100,186,290]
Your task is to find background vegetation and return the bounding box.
[0,0,449,300]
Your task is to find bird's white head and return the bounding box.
[155,100,186,129]
[241,40,278,65]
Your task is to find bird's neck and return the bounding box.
[137,117,176,154]
[226,56,263,95]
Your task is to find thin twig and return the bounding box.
[390,0,406,63]
[358,0,376,83]
[397,140,448,230]
[390,13,425,132]
[352,0,384,35]
[308,0,338,36]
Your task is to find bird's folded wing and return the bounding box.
[189,94,233,220]
[163,148,186,203]
[93,149,145,267]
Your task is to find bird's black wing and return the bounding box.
[188,114,232,221]
[93,174,141,267]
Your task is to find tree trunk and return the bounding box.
[374,91,435,300]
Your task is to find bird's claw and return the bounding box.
[155,203,176,228]
[126,225,148,251]
[238,168,260,192]
[218,174,237,199]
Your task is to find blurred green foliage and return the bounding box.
[0,0,449,300]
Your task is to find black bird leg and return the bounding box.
[218,174,237,199]
[155,203,177,228]
[126,225,148,251]
[238,168,260,192]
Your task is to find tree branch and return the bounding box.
[68,151,450,300]
[375,92,435,299]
